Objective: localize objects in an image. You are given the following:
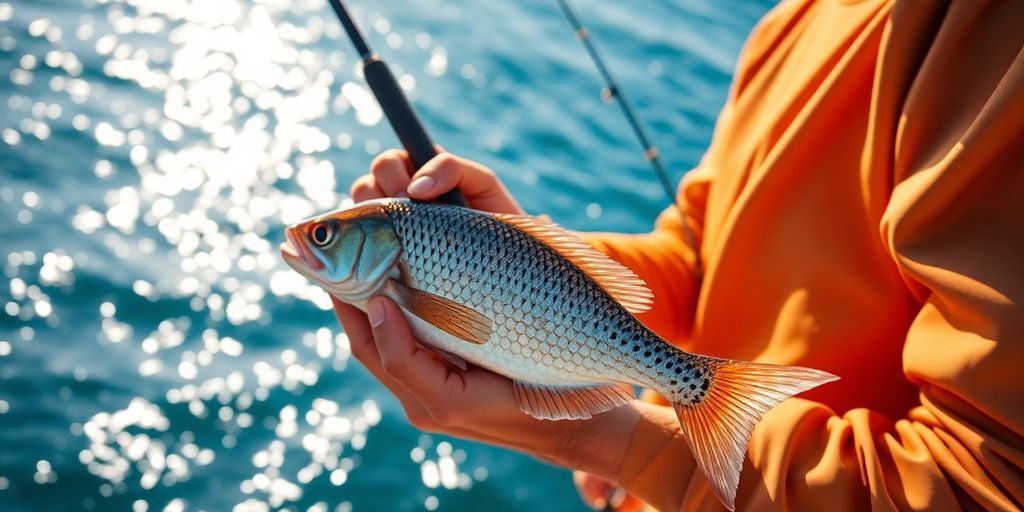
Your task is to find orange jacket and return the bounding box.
[585,1,1024,510]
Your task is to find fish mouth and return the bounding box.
[281,227,324,271]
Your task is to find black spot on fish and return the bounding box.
[674,367,682,375]
[689,383,697,391]
[654,357,662,364]
[701,379,709,391]
[643,351,651,357]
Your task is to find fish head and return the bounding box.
[281,200,402,302]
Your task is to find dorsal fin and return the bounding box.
[493,213,653,314]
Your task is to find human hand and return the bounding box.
[331,294,642,477]
[350,148,523,214]
[335,149,639,485]
[574,470,645,511]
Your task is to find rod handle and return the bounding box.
[363,57,467,207]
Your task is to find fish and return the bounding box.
[280,198,838,510]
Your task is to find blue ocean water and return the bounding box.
[0,0,771,510]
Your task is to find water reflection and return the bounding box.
[1,0,486,509]
[1,0,764,506]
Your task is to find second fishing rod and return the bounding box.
[325,1,688,224]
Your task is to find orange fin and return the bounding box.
[494,213,653,314]
[513,381,633,421]
[671,361,838,511]
[392,280,492,345]
[431,346,468,370]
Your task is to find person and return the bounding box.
[331,1,1024,510]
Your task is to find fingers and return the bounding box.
[370,149,413,197]
[574,471,616,510]
[333,296,509,441]
[366,296,463,411]
[406,152,523,214]
[331,298,375,363]
[352,148,411,200]
[350,175,385,202]
[332,297,433,418]
[355,148,523,215]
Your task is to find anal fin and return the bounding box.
[513,381,633,421]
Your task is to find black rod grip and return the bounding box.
[362,57,467,207]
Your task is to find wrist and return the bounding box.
[615,401,696,512]
[541,401,643,480]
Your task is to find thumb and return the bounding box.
[406,152,521,214]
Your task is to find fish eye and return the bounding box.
[310,223,334,247]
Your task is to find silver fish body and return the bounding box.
[382,200,710,403]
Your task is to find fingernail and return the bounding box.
[407,175,436,196]
[367,297,386,327]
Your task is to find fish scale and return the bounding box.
[281,198,838,510]
[382,200,705,395]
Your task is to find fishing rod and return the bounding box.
[555,0,702,278]
[325,0,467,207]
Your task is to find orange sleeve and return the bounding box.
[578,0,786,345]
[612,2,1024,511]
[581,169,708,344]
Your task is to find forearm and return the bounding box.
[611,396,1023,511]
[613,402,696,511]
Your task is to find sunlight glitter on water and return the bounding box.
[3,0,765,507]
[1,0,492,509]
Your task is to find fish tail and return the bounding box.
[670,358,838,510]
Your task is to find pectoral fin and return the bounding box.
[513,381,633,421]
[392,280,492,345]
